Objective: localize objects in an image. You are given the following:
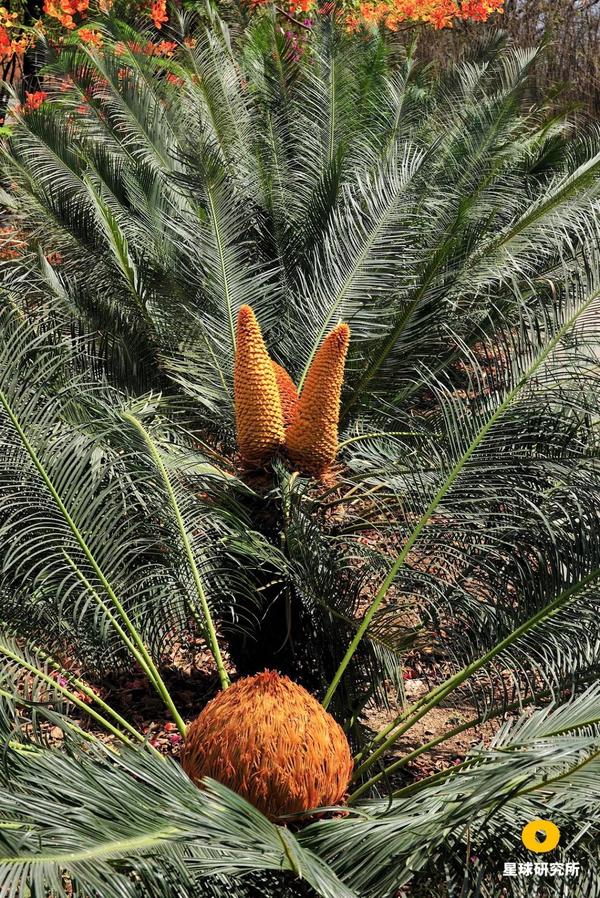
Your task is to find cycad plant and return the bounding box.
[0,10,600,897]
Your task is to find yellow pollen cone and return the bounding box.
[271,361,299,429]
[285,323,350,477]
[234,305,285,467]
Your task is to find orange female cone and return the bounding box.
[286,323,350,477]
[181,670,353,820]
[234,305,285,467]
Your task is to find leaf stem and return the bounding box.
[63,551,157,685]
[349,687,560,801]
[514,748,600,798]
[123,413,230,692]
[0,644,137,748]
[352,567,600,779]
[390,758,472,801]
[349,717,478,802]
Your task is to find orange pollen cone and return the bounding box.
[285,323,350,477]
[234,305,285,467]
[181,670,353,821]
[271,361,299,429]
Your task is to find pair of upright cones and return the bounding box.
[234,305,350,477]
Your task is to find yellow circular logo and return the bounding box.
[521,820,561,854]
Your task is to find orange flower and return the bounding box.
[0,225,26,260]
[285,323,350,478]
[78,27,102,47]
[24,90,48,110]
[44,0,89,28]
[181,671,353,820]
[0,8,31,59]
[145,39,176,56]
[150,0,168,30]
[271,361,298,429]
[246,0,503,26]
[328,0,503,31]
[291,0,314,11]
[459,0,503,19]
[234,305,285,467]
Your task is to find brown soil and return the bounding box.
[363,672,501,786]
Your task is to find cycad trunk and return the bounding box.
[222,489,358,708]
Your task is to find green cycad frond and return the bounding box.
[0,317,175,666]
[301,687,600,896]
[0,741,356,898]
[290,143,428,384]
[0,693,597,898]
[0,629,147,747]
